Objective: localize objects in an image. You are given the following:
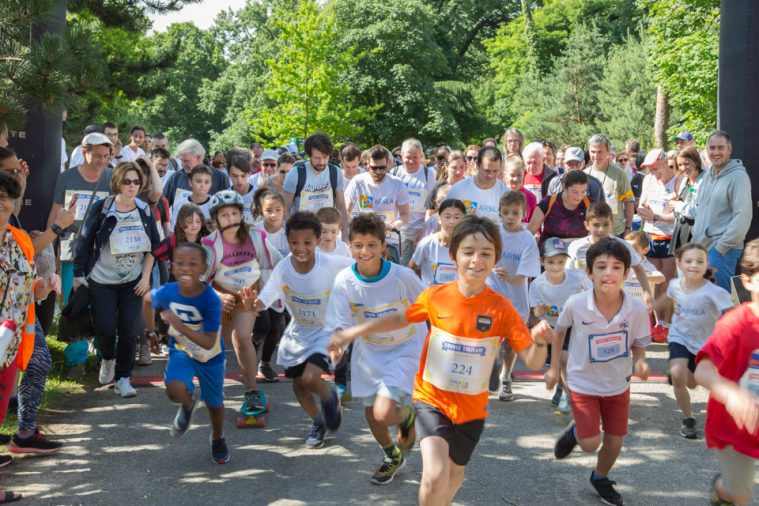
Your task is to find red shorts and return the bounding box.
[569,388,630,438]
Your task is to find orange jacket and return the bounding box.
[8,225,36,371]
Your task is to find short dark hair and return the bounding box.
[227,149,252,174]
[150,147,171,160]
[249,142,263,150]
[341,144,361,162]
[102,121,118,131]
[130,125,146,135]
[286,211,322,239]
[586,237,631,273]
[0,171,21,200]
[499,190,526,211]
[740,238,759,277]
[708,130,732,146]
[304,132,333,157]
[437,198,466,216]
[189,164,213,180]
[478,146,502,166]
[174,241,207,264]
[564,170,588,188]
[83,124,102,135]
[367,144,390,162]
[586,201,613,221]
[152,133,166,141]
[278,153,296,167]
[348,213,386,243]
[316,206,341,225]
[449,215,502,261]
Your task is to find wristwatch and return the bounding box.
[50,223,66,237]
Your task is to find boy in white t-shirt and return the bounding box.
[315,207,351,257]
[547,237,651,506]
[325,213,426,485]
[170,165,213,230]
[486,191,540,402]
[241,212,352,449]
[529,237,591,415]
[227,153,257,224]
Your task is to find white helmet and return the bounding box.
[209,190,244,216]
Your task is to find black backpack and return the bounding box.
[293,162,339,205]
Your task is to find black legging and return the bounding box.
[253,308,287,363]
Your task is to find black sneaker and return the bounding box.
[170,392,199,438]
[305,420,326,449]
[258,362,279,383]
[321,384,342,432]
[0,454,11,468]
[680,417,697,439]
[211,436,230,464]
[551,384,564,407]
[589,472,624,506]
[9,430,63,454]
[554,421,577,459]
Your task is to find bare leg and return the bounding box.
[207,406,225,439]
[227,311,257,390]
[419,436,451,506]
[596,433,624,477]
[669,358,693,418]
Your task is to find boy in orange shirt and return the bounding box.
[329,215,553,505]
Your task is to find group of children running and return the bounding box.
[139,175,758,505]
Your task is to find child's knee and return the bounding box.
[166,381,189,402]
[577,434,601,452]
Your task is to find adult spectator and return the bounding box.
[344,145,410,261]
[431,144,450,180]
[446,146,508,223]
[259,152,295,195]
[103,122,120,154]
[669,146,704,253]
[501,128,524,157]
[584,134,635,236]
[68,124,102,169]
[151,133,179,172]
[637,148,680,297]
[691,131,752,291]
[521,142,556,203]
[616,149,634,180]
[555,145,567,170]
[150,147,174,184]
[392,138,438,265]
[625,139,641,161]
[49,132,114,304]
[425,150,467,216]
[546,147,604,202]
[528,170,591,244]
[74,162,161,398]
[249,149,279,191]
[249,143,264,173]
[540,140,558,171]
[340,144,363,180]
[120,126,146,162]
[283,132,349,239]
[464,144,480,176]
[162,139,230,207]
[674,131,694,150]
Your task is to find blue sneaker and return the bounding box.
[211,436,230,464]
[336,383,351,402]
[322,384,342,432]
[305,420,326,449]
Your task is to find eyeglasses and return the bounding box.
[368,165,387,172]
[466,156,477,161]
[121,178,141,186]
[262,162,277,168]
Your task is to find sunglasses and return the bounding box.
[466,156,477,161]
[121,178,141,186]
[262,162,277,168]
[368,165,387,172]
[435,156,447,161]
[618,157,629,163]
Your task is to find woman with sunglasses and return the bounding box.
[74,161,161,398]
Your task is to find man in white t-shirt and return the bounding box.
[344,145,410,262]
[446,146,507,223]
[283,133,349,240]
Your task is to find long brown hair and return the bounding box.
[174,204,210,244]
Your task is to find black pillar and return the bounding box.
[718,0,759,241]
[8,0,67,232]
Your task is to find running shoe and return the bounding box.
[551,384,563,407]
[554,421,577,459]
[211,436,230,464]
[0,455,12,468]
[370,453,406,485]
[321,384,342,431]
[99,358,116,385]
[680,417,697,439]
[171,391,199,438]
[710,474,732,506]
[336,383,351,402]
[397,407,416,453]
[651,324,669,343]
[499,379,514,402]
[305,420,326,449]
[258,362,279,383]
[589,472,624,506]
[9,429,62,454]
[553,391,571,416]
[137,343,152,366]
[114,377,137,398]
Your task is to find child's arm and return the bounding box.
[327,313,409,363]
[544,327,566,390]
[652,291,673,319]
[517,320,553,371]
[160,309,218,350]
[495,268,525,285]
[407,260,422,279]
[632,264,653,308]
[143,293,161,353]
[211,283,239,313]
[695,357,759,435]
[632,345,650,380]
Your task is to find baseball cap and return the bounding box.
[564,147,584,163]
[81,132,113,147]
[640,148,666,168]
[542,237,570,258]
[675,132,694,141]
[261,149,279,161]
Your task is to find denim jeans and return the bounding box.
[708,246,743,292]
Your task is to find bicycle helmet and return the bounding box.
[209,190,244,216]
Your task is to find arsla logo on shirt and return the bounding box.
[359,195,374,209]
[461,200,478,214]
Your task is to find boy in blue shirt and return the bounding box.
[142,242,229,464]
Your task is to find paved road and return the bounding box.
[3,345,757,505]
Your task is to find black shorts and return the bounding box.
[284,353,330,379]
[668,342,696,373]
[647,238,673,259]
[414,401,485,466]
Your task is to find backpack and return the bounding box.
[294,162,339,205]
[544,193,590,218]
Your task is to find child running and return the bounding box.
[695,239,759,506]
[330,215,553,504]
[659,244,732,439]
[326,213,426,485]
[169,164,213,230]
[142,242,229,464]
[255,188,289,258]
[240,211,351,448]
[409,199,466,286]
[202,190,282,423]
[487,191,540,402]
[153,204,210,281]
[528,237,591,415]
[315,207,351,257]
[548,237,651,506]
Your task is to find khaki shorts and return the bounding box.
[717,445,756,499]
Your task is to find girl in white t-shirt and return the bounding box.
[255,189,289,258]
[661,243,733,439]
[410,199,465,287]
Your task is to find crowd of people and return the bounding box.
[0,122,757,505]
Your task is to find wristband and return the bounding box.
[50,223,66,237]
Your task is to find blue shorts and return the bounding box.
[165,349,225,408]
[668,342,696,373]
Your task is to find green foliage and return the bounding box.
[643,0,719,144]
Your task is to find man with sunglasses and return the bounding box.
[345,145,410,263]
[248,149,280,191]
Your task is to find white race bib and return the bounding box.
[284,286,329,326]
[168,302,221,362]
[353,299,413,346]
[422,326,499,395]
[375,211,398,242]
[215,259,261,292]
[739,350,759,400]
[407,188,428,214]
[174,188,192,205]
[65,190,109,221]
[110,219,151,255]
[432,263,457,285]
[300,188,333,212]
[605,190,619,215]
[588,330,629,363]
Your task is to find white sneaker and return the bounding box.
[99,359,116,385]
[114,377,137,398]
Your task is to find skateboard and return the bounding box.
[236,389,270,428]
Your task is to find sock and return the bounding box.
[245,389,259,396]
[591,470,606,481]
[312,412,325,427]
[382,443,401,460]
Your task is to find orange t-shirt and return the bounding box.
[407,282,533,424]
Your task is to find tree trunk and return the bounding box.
[654,85,669,149]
